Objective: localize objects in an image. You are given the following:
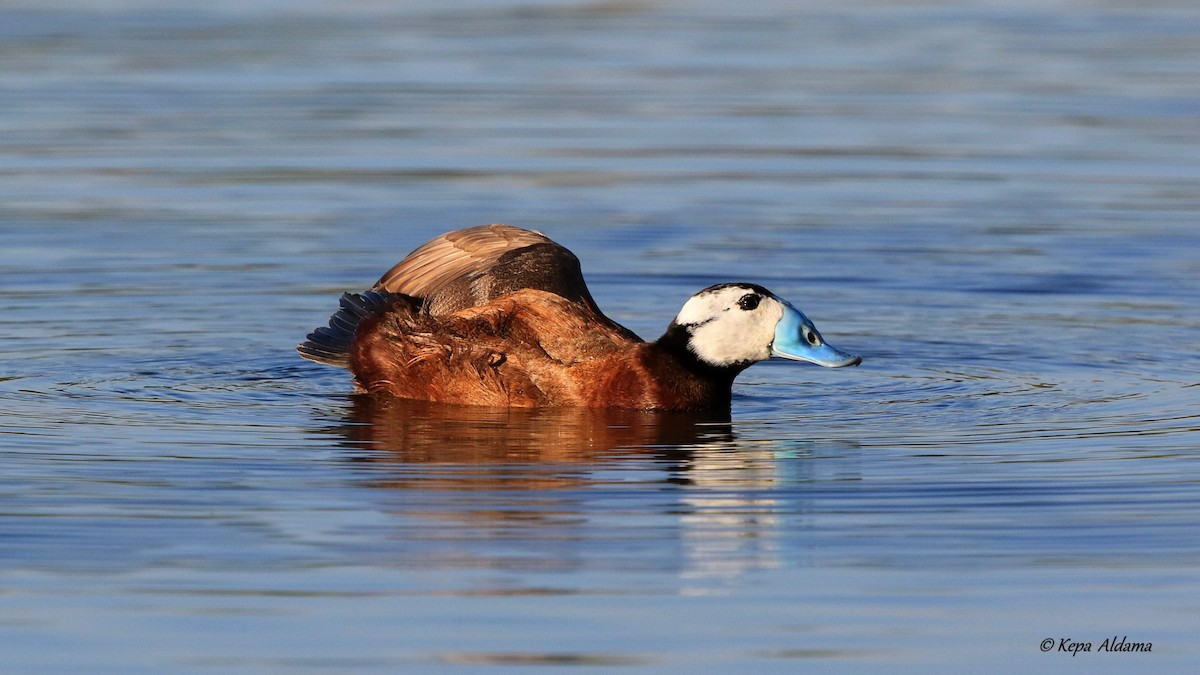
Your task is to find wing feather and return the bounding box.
[372,224,555,300]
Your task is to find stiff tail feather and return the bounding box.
[297,291,392,367]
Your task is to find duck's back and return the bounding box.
[372,224,606,317]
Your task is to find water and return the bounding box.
[3,0,1199,672]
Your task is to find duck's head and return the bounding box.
[665,283,861,371]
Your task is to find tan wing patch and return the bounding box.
[372,224,553,299]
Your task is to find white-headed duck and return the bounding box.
[299,224,860,410]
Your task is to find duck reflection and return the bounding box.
[321,396,832,587]
[334,395,735,472]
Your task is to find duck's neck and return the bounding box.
[647,323,748,410]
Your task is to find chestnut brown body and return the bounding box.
[346,289,734,411]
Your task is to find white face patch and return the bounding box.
[672,285,786,367]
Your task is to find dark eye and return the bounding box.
[803,327,822,346]
[737,293,761,311]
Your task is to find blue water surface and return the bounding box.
[2,1,1199,672]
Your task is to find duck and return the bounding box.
[298,224,860,411]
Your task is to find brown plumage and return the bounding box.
[299,224,860,411]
